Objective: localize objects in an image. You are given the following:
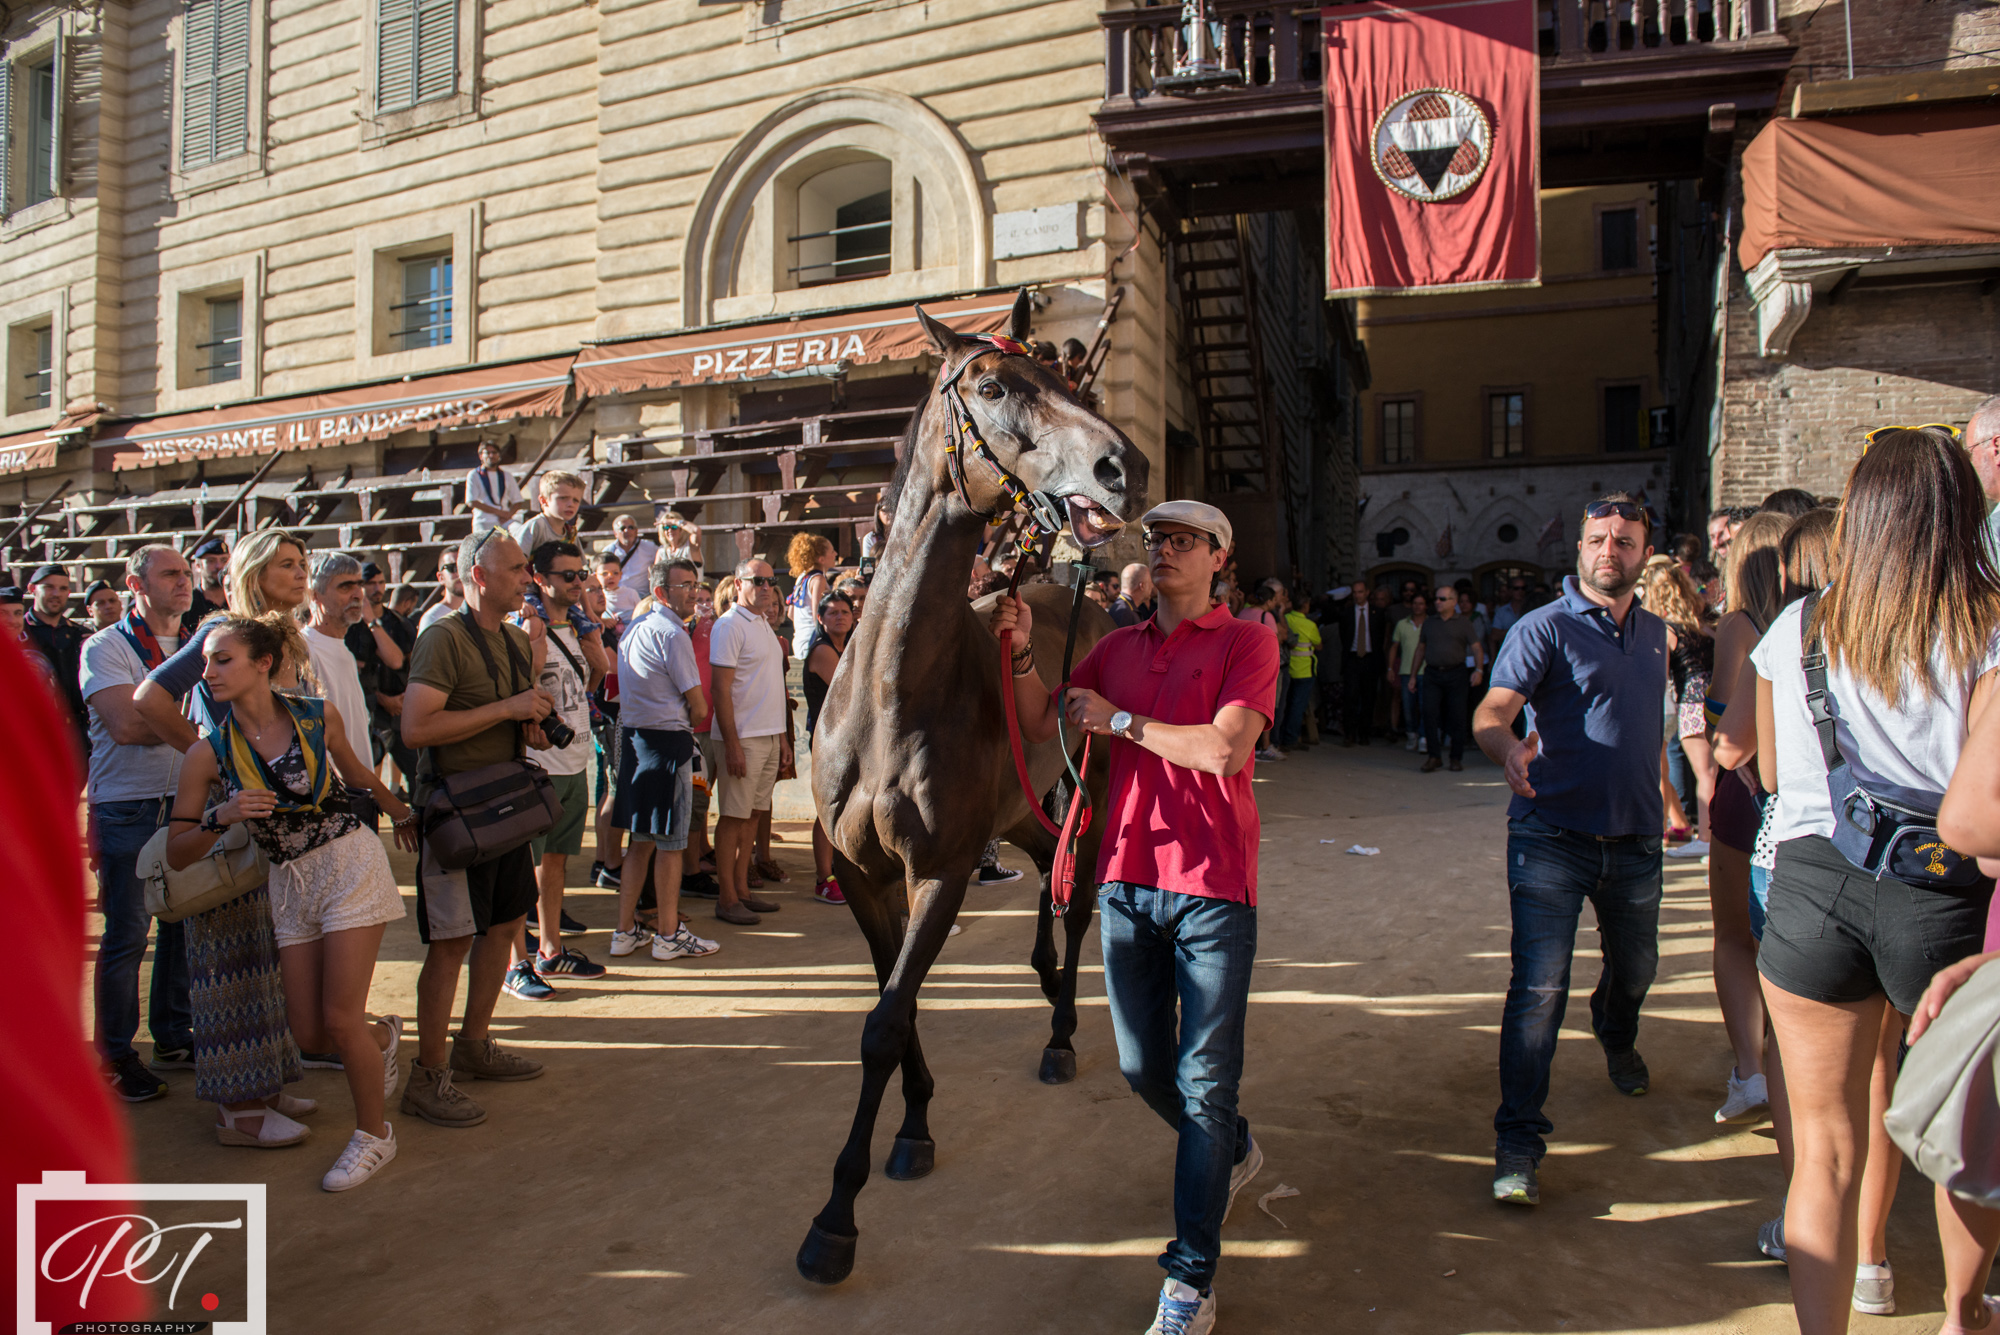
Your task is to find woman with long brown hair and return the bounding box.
[1643,561,1718,858]
[1736,429,2000,1332]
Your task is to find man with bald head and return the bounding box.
[400,527,555,1128]
[708,558,792,926]
[1110,561,1155,628]
[1964,394,2000,551]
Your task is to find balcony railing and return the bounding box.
[1102,0,1782,103]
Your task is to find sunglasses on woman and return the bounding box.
[1862,423,1960,453]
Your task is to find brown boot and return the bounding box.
[1420,757,1443,773]
[400,1061,488,1128]
[449,1036,544,1082]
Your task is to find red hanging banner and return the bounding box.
[1323,0,1540,298]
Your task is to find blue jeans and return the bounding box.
[1099,882,1257,1292]
[1276,676,1312,747]
[92,798,193,1063]
[1399,674,1426,741]
[1493,811,1662,1159]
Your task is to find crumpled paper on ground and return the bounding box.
[1319,842,1380,855]
[1257,1183,1300,1227]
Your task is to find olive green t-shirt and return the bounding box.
[407,611,534,782]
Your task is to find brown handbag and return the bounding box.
[419,610,561,869]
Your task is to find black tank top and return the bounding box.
[803,627,843,736]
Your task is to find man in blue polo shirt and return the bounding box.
[1472,493,1667,1207]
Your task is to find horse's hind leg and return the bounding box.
[1039,889,1095,1085]
[796,867,964,1285]
[884,1005,936,1179]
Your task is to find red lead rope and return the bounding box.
[998,622,1094,917]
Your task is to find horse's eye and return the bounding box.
[978,380,1005,401]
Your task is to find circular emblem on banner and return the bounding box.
[1371,88,1492,203]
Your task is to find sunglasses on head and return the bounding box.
[1862,422,1961,453]
[1584,501,1646,524]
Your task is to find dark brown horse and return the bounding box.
[797,292,1148,1285]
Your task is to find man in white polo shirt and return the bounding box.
[710,558,791,926]
[303,553,380,822]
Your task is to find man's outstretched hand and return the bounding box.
[1504,731,1541,799]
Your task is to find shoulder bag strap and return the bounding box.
[545,623,588,693]
[1799,590,1844,774]
[457,606,529,761]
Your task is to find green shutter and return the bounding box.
[376,0,415,111]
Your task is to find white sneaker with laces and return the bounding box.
[652,926,721,961]
[1406,735,1418,751]
[1714,1068,1768,1123]
[1667,838,1712,859]
[609,928,650,957]
[1144,1279,1216,1335]
[321,1124,397,1192]
[1853,1261,1894,1315]
[1223,1133,1264,1222]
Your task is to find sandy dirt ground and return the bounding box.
[103,741,1976,1334]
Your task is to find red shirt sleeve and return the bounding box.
[1220,622,1281,724]
[1065,634,1107,698]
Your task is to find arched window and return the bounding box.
[686,89,988,326]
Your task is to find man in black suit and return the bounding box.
[1332,580,1389,745]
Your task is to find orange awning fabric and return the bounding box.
[0,428,65,476]
[93,355,576,473]
[1738,106,2000,272]
[573,294,1020,398]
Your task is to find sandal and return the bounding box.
[216,1103,311,1148]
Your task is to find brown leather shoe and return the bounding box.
[1449,760,1464,772]
[1420,757,1443,773]
[743,896,781,914]
[715,902,761,926]
[753,858,789,883]
[401,1061,488,1128]
[449,1036,544,1082]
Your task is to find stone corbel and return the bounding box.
[1746,251,1847,359]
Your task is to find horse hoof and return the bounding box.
[1038,1047,1077,1085]
[885,1136,936,1180]
[796,1224,857,1285]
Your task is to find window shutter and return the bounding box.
[0,63,12,217]
[413,0,457,105]
[376,0,416,111]
[49,26,66,196]
[212,0,251,161]
[181,0,215,167]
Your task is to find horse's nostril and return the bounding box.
[1094,456,1125,492]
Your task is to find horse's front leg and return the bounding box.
[796,869,968,1284]
[1040,884,1095,1085]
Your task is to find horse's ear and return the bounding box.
[914,304,962,357]
[1009,289,1032,343]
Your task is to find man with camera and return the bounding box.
[400,528,554,1127]
[501,541,609,999]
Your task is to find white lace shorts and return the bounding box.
[268,829,406,949]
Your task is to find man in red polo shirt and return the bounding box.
[993,500,1277,1335]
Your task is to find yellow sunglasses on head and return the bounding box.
[1862,422,1961,453]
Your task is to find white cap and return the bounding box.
[1140,500,1232,552]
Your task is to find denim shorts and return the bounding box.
[1758,834,1992,1014]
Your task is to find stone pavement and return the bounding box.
[109,741,1967,1333]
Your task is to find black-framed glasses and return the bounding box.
[1141,529,1216,553]
[1584,501,1646,524]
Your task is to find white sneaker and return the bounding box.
[1714,1068,1768,1123]
[652,925,720,961]
[1405,735,1418,751]
[1666,838,1711,859]
[1223,1133,1264,1222]
[1145,1279,1216,1335]
[321,1124,397,1192]
[609,928,650,957]
[378,1015,404,1103]
[1853,1261,1894,1315]
[1255,747,1285,762]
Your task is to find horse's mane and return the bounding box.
[877,397,929,542]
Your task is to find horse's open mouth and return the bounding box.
[1065,496,1123,549]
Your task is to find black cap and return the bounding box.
[83,579,111,600]
[361,562,384,580]
[27,563,65,586]
[190,536,228,559]
[0,586,24,605]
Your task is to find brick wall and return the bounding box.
[1712,0,2000,508]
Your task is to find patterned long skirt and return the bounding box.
[185,882,302,1104]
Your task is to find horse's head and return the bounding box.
[915,291,1147,549]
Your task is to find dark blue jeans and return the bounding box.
[1276,676,1313,746]
[92,798,193,1064]
[1493,811,1662,1160]
[1099,882,1257,1292]
[1423,666,1471,763]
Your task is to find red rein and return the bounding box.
[998,623,1094,916]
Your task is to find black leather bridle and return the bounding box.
[935,336,1070,544]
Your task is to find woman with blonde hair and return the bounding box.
[785,532,838,660]
[1646,561,1719,860]
[131,532,319,1147]
[1725,430,2000,1331]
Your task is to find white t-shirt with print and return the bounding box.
[528,622,592,776]
[1749,596,2000,845]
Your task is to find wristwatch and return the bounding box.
[1108,710,1134,739]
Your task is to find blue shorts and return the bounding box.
[613,726,695,852]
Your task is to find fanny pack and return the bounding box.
[420,610,560,870]
[1801,591,1981,888]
